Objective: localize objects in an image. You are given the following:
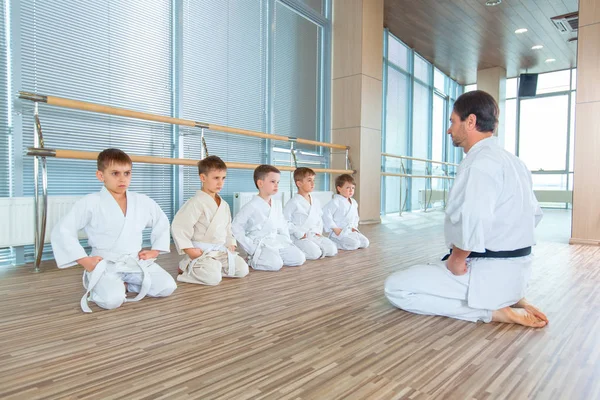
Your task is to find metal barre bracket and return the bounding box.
[201,133,210,158]
[27,147,57,157]
[19,91,48,103]
[32,103,48,273]
[193,121,209,129]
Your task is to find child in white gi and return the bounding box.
[322,174,370,250]
[283,167,337,260]
[51,148,176,312]
[231,165,305,271]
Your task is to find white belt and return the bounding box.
[191,242,237,276]
[248,234,290,268]
[248,238,266,269]
[80,256,154,313]
[329,226,354,238]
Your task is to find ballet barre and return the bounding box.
[381,152,458,167]
[27,148,353,175]
[380,173,454,179]
[381,152,457,215]
[19,92,349,151]
[19,91,353,273]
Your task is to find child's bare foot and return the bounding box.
[512,298,548,323]
[492,306,547,328]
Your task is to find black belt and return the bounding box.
[441,246,531,261]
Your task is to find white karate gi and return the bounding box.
[322,194,370,250]
[51,187,177,312]
[171,190,248,286]
[283,193,337,260]
[231,196,305,271]
[385,137,543,323]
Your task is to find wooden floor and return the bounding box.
[1,210,599,400]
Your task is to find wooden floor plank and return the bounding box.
[0,210,597,399]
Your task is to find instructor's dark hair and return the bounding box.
[453,90,499,133]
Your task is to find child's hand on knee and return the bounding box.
[138,249,159,260]
[77,256,103,272]
[184,248,203,260]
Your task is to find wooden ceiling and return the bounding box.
[384,0,578,84]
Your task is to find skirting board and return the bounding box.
[569,238,600,246]
[359,218,381,225]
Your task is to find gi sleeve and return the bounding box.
[321,199,338,233]
[148,198,171,254]
[171,197,203,255]
[283,199,306,240]
[231,204,257,255]
[50,197,93,268]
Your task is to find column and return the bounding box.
[331,0,383,224]
[570,0,600,245]
[476,67,507,147]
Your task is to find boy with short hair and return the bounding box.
[283,167,337,260]
[171,155,249,285]
[231,165,306,271]
[322,174,370,250]
[51,148,177,312]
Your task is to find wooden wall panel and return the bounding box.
[361,0,384,80]
[571,102,600,244]
[576,24,600,104]
[332,75,362,130]
[333,0,363,79]
[579,0,600,27]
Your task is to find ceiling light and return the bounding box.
[485,0,502,5]
[531,45,544,50]
[515,28,528,34]
[545,58,556,63]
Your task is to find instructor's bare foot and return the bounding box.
[492,307,547,328]
[512,298,548,323]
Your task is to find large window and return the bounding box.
[410,81,431,210]
[272,1,329,193]
[272,2,320,147]
[432,93,446,191]
[0,2,12,265]
[519,95,569,171]
[181,0,266,207]
[505,69,576,205]
[19,0,173,208]
[382,65,409,214]
[17,0,174,263]
[381,31,462,214]
[0,0,331,267]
